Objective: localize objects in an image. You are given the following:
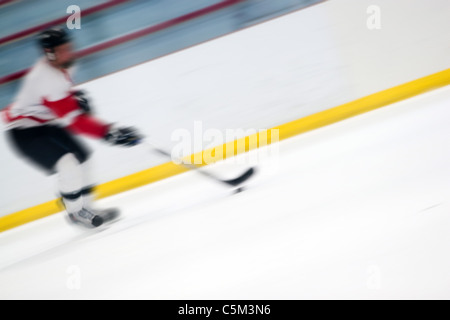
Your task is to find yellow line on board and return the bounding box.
[0,200,64,233]
[0,68,449,233]
[275,68,450,141]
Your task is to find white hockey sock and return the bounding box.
[55,153,84,213]
[80,158,97,210]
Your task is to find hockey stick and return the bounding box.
[145,141,256,187]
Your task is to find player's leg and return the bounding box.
[78,158,120,222]
[47,126,120,226]
[55,153,103,227]
[7,126,103,227]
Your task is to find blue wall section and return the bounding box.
[0,0,321,108]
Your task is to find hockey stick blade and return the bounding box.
[145,142,256,187]
[221,167,256,186]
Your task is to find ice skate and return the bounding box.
[67,208,104,228]
[88,207,120,225]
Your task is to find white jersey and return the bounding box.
[2,58,79,129]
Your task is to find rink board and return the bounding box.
[1,0,450,231]
[1,68,449,232]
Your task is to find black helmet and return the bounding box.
[38,27,71,50]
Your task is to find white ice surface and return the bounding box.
[0,85,450,299]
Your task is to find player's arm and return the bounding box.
[43,93,141,146]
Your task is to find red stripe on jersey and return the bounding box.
[43,95,79,117]
[43,95,109,138]
[2,105,50,124]
[5,96,108,139]
[68,114,109,139]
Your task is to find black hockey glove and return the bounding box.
[73,90,92,114]
[104,126,142,147]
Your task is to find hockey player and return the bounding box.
[2,28,141,228]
